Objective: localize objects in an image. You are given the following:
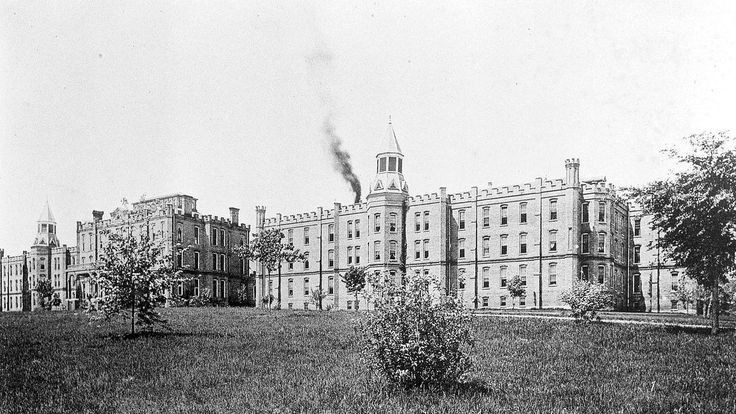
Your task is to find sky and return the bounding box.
[1,1,735,255]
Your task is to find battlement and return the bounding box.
[407,192,443,204]
[447,177,570,202]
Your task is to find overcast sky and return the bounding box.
[1,1,735,254]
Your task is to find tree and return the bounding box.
[631,132,736,334]
[560,280,615,321]
[507,275,525,309]
[90,231,181,336]
[35,279,59,310]
[310,288,327,309]
[672,278,694,313]
[232,228,306,310]
[341,266,366,311]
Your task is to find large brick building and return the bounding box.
[1,195,253,312]
[255,121,671,311]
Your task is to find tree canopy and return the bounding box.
[631,132,736,333]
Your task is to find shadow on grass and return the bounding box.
[661,325,734,336]
[103,331,206,341]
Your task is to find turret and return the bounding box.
[369,117,408,196]
[565,158,580,188]
[33,201,60,248]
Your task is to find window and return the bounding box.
[482,267,490,288]
[177,224,183,243]
[500,205,508,225]
[328,224,335,242]
[423,240,430,259]
[303,278,310,296]
[288,262,293,271]
[458,210,466,230]
[328,250,334,268]
[549,199,558,220]
[458,239,466,259]
[423,212,430,231]
[500,296,507,307]
[389,213,397,233]
[634,218,641,236]
[304,302,309,310]
[582,233,590,253]
[304,259,310,270]
[597,265,605,284]
[354,220,360,238]
[634,246,641,264]
[344,246,352,265]
[519,265,527,286]
[388,156,397,171]
[221,280,226,299]
[634,273,641,292]
[287,229,294,245]
[415,240,421,260]
[220,254,226,272]
[213,280,219,298]
[328,276,334,294]
[347,301,353,310]
[212,228,218,246]
[520,295,526,307]
[482,297,489,307]
[389,241,398,261]
[398,158,403,173]
[347,221,353,238]
[671,300,678,310]
[374,241,381,261]
[598,232,606,253]
[520,203,527,223]
[304,227,310,245]
[374,214,381,232]
[287,303,293,310]
[482,207,490,227]
[194,251,200,270]
[212,253,218,271]
[549,263,557,286]
[519,233,527,254]
[415,213,421,232]
[477,236,487,257]
[288,279,294,297]
[581,265,589,281]
[500,266,508,287]
[379,157,387,172]
[499,235,507,256]
[458,269,466,289]
[549,230,557,252]
[598,201,606,222]
[582,202,589,223]
[355,246,361,264]
[176,249,183,267]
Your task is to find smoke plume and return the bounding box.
[323,116,361,204]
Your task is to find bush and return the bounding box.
[361,272,474,388]
[560,280,615,321]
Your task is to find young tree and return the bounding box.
[310,288,327,309]
[90,231,181,336]
[341,266,366,311]
[631,132,736,334]
[672,278,694,313]
[35,279,59,310]
[232,228,306,310]
[507,274,525,309]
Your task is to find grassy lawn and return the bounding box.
[1,308,735,413]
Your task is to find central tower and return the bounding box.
[367,118,409,280]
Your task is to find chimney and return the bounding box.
[255,206,266,231]
[229,207,240,225]
[565,158,581,187]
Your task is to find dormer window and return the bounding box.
[379,157,387,172]
[388,157,397,171]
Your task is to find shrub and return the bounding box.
[560,280,615,321]
[361,272,474,388]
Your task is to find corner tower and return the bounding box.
[367,118,409,280]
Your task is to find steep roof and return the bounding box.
[378,118,402,155]
[38,200,55,223]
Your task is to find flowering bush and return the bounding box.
[560,280,615,321]
[361,272,474,388]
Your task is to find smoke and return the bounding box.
[323,116,361,204]
[305,38,361,204]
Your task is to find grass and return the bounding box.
[1,308,735,413]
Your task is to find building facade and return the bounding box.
[256,121,647,311]
[1,194,253,312]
